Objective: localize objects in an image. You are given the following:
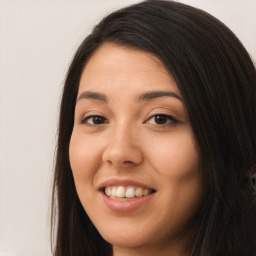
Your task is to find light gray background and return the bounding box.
[0,0,255,255]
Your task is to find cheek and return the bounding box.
[147,130,199,179]
[145,129,201,222]
[69,132,101,186]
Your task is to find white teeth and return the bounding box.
[126,187,135,198]
[135,187,143,197]
[116,186,125,197]
[104,186,153,199]
[105,187,111,196]
[112,187,117,196]
[143,188,150,196]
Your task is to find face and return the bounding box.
[69,43,202,254]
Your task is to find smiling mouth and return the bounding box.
[104,186,155,201]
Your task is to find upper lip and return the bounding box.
[98,178,156,191]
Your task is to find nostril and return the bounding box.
[102,143,144,167]
[123,160,133,164]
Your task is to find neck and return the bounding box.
[114,247,187,256]
[113,234,191,256]
[113,219,198,256]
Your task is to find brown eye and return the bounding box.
[154,115,169,124]
[147,114,179,126]
[82,115,107,125]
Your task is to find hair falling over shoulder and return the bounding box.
[51,1,256,255]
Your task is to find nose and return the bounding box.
[102,126,144,168]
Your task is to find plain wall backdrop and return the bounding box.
[0,0,255,255]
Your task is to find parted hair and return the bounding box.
[51,1,256,255]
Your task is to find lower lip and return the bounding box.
[101,192,155,212]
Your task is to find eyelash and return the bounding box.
[81,115,108,125]
[81,114,179,127]
[146,114,179,126]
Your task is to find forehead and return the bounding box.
[78,43,180,96]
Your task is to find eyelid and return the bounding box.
[145,113,180,126]
[81,114,109,125]
[79,109,106,122]
[146,106,184,120]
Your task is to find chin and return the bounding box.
[103,235,149,249]
[97,224,153,248]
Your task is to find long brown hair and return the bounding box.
[51,1,256,255]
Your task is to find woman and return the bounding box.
[51,1,256,255]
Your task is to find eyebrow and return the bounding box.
[76,91,107,103]
[76,90,183,104]
[139,91,183,102]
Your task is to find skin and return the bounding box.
[69,43,203,256]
